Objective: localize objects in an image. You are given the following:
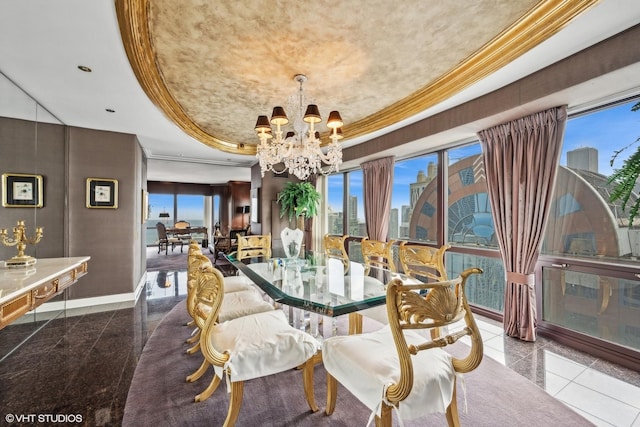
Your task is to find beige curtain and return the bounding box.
[362,156,394,241]
[478,106,567,341]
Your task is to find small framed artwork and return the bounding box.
[86,178,118,209]
[2,173,44,208]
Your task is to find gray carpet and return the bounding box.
[122,302,593,426]
[146,245,235,275]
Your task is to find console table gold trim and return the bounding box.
[0,257,90,330]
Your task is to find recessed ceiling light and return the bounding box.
[105,108,115,113]
[77,65,92,72]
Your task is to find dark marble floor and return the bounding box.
[0,288,181,426]
[1,254,639,426]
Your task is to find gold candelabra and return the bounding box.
[1,220,44,268]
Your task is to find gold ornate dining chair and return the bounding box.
[184,246,274,403]
[398,242,452,339]
[398,242,451,282]
[323,234,349,269]
[352,238,398,333]
[323,268,484,427]
[236,233,271,261]
[360,237,397,273]
[193,267,320,425]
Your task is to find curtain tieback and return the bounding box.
[506,271,534,287]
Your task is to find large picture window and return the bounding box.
[539,98,640,352]
[543,99,640,264]
[391,154,439,243]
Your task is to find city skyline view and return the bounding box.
[328,99,640,225]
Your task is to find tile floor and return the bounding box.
[0,267,639,427]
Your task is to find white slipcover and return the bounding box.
[211,310,320,382]
[322,324,455,421]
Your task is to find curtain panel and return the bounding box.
[478,106,567,341]
[362,156,395,241]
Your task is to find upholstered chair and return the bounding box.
[193,267,321,425]
[156,222,183,255]
[185,248,274,402]
[323,268,484,427]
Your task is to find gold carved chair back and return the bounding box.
[323,267,484,426]
[237,233,272,261]
[194,257,320,425]
[398,242,451,282]
[361,237,396,273]
[323,234,349,268]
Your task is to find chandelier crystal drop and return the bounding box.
[255,74,343,180]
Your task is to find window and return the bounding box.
[327,174,344,235]
[391,154,438,243]
[543,99,640,263]
[176,195,205,227]
[347,170,365,237]
[147,193,174,245]
[538,98,640,353]
[447,143,497,249]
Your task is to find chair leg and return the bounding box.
[186,359,210,383]
[186,341,200,354]
[445,381,460,427]
[375,403,393,427]
[224,381,244,427]
[195,374,221,402]
[325,373,338,415]
[302,359,319,413]
[185,329,200,344]
[348,312,363,335]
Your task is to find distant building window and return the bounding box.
[459,167,474,186]
[420,202,435,217]
[415,226,428,240]
[557,193,581,217]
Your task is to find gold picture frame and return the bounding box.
[2,173,44,208]
[86,178,118,209]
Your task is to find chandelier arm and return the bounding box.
[255,74,343,180]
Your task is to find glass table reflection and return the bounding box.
[224,252,420,336]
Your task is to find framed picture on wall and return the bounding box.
[86,178,118,209]
[2,173,44,208]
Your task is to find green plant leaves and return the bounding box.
[276,182,321,222]
[608,101,640,227]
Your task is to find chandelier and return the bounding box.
[254,74,343,180]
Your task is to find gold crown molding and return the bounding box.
[116,0,598,155]
[344,0,599,139]
[115,0,255,156]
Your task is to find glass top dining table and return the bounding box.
[224,252,419,318]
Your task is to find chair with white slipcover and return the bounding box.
[193,267,320,426]
[323,268,483,427]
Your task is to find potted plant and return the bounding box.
[276,181,321,224]
[276,182,321,258]
[609,101,640,227]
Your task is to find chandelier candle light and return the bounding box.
[1,220,44,268]
[255,74,343,180]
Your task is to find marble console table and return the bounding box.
[0,256,90,330]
